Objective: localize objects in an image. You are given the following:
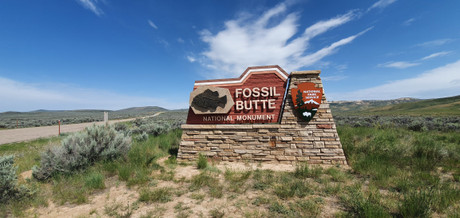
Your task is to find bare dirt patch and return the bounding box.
[19,170,32,181]
[30,177,139,218]
[26,161,347,217]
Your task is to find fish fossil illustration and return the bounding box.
[191,89,227,112]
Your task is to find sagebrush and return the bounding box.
[0,155,29,203]
[32,125,131,180]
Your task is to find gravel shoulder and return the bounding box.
[0,112,162,145]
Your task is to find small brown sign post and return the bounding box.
[178,66,347,165]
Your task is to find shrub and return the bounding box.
[189,171,223,198]
[334,115,460,132]
[140,121,172,136]
[113,122,129,132]
[132,115,184,137]
[274,180,311,199]
[341,186,389,217]
[224,170,251,193]
[32,125,131,180]
[118,164,132,181]
[139,187,172,203]
[134,132,149,142]
[399,189,432,217]
[190,172,216,191]
[0,155,29,203]
[294,163,310,179]
[269,201,290,214]
[252,169,275,191]
[84,172,105,190]
[408,119,427,132]
[209,208,225,218]
[197,153,208,169]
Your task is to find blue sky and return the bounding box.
[1,0,459,112]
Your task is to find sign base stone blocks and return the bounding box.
[178,70,347,165]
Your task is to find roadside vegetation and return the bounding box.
[0,106,176,129]
[0,109,459,217]
[335,115,460,132]
[331,95,460,116]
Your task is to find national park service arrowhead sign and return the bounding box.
[291,82,323,122]
[186,65,289,124]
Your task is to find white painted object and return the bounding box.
[104,112,108,124]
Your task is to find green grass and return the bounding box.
[2,121,459,217]
[0,136,61,173]
[104,201,134,217]
[209,208,225,218]
[0,124,183,216]
[336,95,460,116]
[224,170,251,193]
[84,171,105,190]
[196,153,208,169]
[399,189,432,217]
[338,126,460,216]
[115,129,181,186]
[340,185,389,218]
[189,171,224,198]
[139,187,172,203]
[293,163,323,179]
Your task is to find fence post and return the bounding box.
[58,120,61,136]
[104,112,108,125]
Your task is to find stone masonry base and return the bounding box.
[178,70,347,165]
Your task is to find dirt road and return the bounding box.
[0,112,163,145]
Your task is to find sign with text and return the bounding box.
[186,66,289,124]
[291,82,323,122]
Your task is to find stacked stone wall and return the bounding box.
[178,70,347,165]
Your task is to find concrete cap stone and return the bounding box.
[290,70,321,76]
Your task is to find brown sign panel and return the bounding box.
[291,82,323,122]
[186,66,289,124]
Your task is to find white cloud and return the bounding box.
[76,0,103,16]
[368,0,397,11]
[421,51,451,60]
[330,59,460,100]
[416,39,453,47]
[0,77,185,112]
[303,11,356,39]
[335,64,348,72]
[198,3,367,78]
[158,39,169,47]
[177,38,185,43]
[378,51,452,69]
[402,18,416,26]
[148,20,158,29]
[187,56,196,63]
[378,61,420,69]
[322,75,348,81]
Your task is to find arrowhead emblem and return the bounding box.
[291,82,322,122]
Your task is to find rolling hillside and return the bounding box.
[329,97,420,115]
[331,95,460,116]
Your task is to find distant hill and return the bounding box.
[330,97,420,114]
[112,106,167,116]
[0,106,171,129]
[331,95,460,116]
